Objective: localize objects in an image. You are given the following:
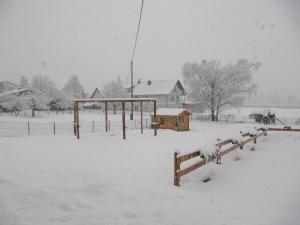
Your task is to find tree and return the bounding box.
[182,59,260,121]
[62,75,85,99]
[101,77,125,114]
[23,75,60,116]
[22,94,47,117]
[19,76,30,89]
[0,94,23,114]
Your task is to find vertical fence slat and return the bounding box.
[27,121,30,135]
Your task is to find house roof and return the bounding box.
[0,81,19,93]
[133,79,185,96]
[90,88,102,99]
[0,88,32,97]
[153,108,192,116]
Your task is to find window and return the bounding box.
[171,95,174,102]
[160,118,165,125]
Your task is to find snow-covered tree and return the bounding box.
[22,75,60,115]
[101,77,125,113]
[22,94,47,117]
[182,59,260,121]
[62,75,85,99]
[19,76,30,89]
[0,94,23,113]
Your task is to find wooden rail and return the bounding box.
[174,128,268,186]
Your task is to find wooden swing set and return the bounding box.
[73,98,158,139]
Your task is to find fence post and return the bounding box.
[92,120,95,133]
[53,122,56,135]
[146,118,148,128]
[27,121,30,135]
[174,152,180,186]
[135,119,137,129]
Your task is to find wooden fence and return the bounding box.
[174,128,268,186]
[174,126,300,186]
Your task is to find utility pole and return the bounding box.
[130,60,134,120]
[130,0,144,121]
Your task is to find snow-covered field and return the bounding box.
[1,106,300,137]
[1,121,300,225]
[0,111,152,137]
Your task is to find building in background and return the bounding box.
[126,79,186,111]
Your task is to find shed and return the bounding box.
[151,108,191,131]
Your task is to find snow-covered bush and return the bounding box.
[199,144,220,161]
[231,136,243,145]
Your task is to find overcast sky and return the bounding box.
[0,0,300,96]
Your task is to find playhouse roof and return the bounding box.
[154,108,192,116]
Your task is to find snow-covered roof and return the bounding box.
[0,88,32,97]
[153,108,192,116]
[90,88,102,99]
[0,81,19,91]
[133,79,184,96]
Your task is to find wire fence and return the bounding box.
[0,118,152,137]
[190,113,300,125]
[190,113,251,122]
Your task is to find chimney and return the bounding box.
[147,80,152,85]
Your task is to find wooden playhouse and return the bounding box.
[151,108,191,131]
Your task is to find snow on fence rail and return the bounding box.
[0,118,152,137]
[173,127,268,186]
[174,126,300,186]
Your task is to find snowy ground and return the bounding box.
[1,121,300,225]
[0,111,152,137]
[1,106,300,137]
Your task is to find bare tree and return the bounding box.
[182,59,260,121]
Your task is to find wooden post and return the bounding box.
[53,122,56,135]
[153,100,157,136]
[76,102,80,139]
[174,152,180,186]
[27,121,30,135]
[254,136,257,144]
[92,120,95,133]
[73,103,76,136]
[105,102,108,132]
[122,102,126,140]
[140,101,143,134]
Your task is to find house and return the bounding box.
[0,81,32,98]
[0,88,33,98]
[128,79,186,111]
[90,88,102,99]
[151,108,191,131]
[0,81,33,112]
[0,81,19,93]
[84,88,103,109]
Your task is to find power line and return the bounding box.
[131,0,144,61]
